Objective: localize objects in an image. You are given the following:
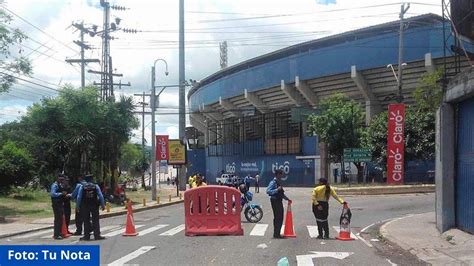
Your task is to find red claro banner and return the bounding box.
[156,135,169,161]
[387,104,405,184]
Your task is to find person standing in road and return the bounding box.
[312,177,346,239]
[50,174,66,240]
[61,176,73,234]
[70,175,88,236]
[77,174,106,241]
[266,169,291,239]
[254,172,260,193]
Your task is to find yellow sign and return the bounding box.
[168,140,186,165]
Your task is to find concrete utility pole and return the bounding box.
[220,41,228,69]
[151,59,168,201]
[178,0,187,191]
[397,3,410,103]
[65,22,100,88]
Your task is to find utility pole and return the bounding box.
[397,3,410,103]
[65,22,100,88]
[134,93,149,189]
[178,0,186,192]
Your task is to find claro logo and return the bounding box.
[272,161,290,181]
[388,148,403,182]
[225,162,236,174]
[389,110,404,144]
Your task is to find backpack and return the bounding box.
[83,182,98,203]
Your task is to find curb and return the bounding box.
[334,184,435,195]
[0,199,184,239]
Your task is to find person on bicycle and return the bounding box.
[312,177,346,239]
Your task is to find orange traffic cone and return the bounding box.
[123,201,138,236]
[282,201,296,238]
[336,203,355,241]
[60,215,72,238]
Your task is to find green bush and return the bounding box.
[0,141,34,189]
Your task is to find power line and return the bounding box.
[0,72,61,92]
[1,5,77,53]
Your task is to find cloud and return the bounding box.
[316,0,336,4]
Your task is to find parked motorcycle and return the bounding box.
[239,185,263,223]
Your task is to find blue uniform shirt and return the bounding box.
[266,178,289,200]
[76,184,105,209]
[71,181,87,201]
[50,182,63,198]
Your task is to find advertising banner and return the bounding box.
[156,135,169,161]
[168,139,186,165]
[387,104,405,184]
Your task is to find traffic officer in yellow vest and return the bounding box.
[312,177,346,239]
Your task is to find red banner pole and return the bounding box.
[387,104,405,185]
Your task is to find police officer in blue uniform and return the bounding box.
[50,174,66,240]
[70,175,87,236]
[77,174,106,241]
[266,169,291,239]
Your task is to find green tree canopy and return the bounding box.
[307,93,365,163]
[0,141,34,188]
[0,9,32,93]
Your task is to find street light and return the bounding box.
[387,63,407,103]
[151,58,168,201]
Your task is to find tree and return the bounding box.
[362,70,442,168]
[119,142,142,173]
[307,94,366,181]
[0,9,32,93]
[0,141,34,188]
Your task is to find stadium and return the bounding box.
[187,13,471,186]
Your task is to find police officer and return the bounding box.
[77,174,106,241]
[70,175,87,236]
[61,176,73,233]
[50,174,66,240]
[266,169,291,239]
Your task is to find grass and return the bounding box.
[0,188,53,219]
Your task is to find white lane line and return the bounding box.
[250,224,268,236]
[332,226,358,240]
[306,225,319,238]
[138,224,169,236]
[103,225,144,237]
[281,224,285,236]
[160,224,185,236]
[386,258,397,266]
[108,246,155,266]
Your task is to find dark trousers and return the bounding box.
[270,198,284,237]
[82,203,100,239]
[312,201,329,237]
[75,208,83,234]
[64,199,71,228]
[255,182,259,193]
[52,199,64,237]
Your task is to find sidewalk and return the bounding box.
[0,195,184,239]
[380,212,474,265]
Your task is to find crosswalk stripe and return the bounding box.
[39,225,122,239]
[108,246,155,266]
[307,225,319,238]
[281,224,285,235]
[138,224,169,236]
[250,224,268,236]
[103,225,145,237]
[332,226,358,239]
[159,224,185,236]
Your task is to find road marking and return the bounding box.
[296,252,354,266]
[139,224,169,236]
[386,258,397,266]
[108,246,155,266]
[250,224,268,236]
[306,225,319,238]
[281,224,285,235]
[159,224,185,236]
[103,225,144,237]
[332,226,358,240]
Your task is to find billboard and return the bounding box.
[387,104,405,184]
[156,135,169,161]
[168,139,186,165]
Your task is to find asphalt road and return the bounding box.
[1,188,434,266]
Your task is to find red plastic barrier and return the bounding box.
[184,185,243,236]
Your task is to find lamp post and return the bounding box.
[151,58,168,201]
[387,63,407,103]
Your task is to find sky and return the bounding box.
[0,0,441,144]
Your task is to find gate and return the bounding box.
[184,185,243,236]
[456,97,474,233]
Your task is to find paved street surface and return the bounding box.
[0,188,434,265]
